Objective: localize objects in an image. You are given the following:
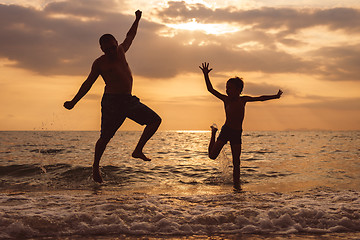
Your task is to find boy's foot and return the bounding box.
[233,187,243,193]
[92,166,103,183]
[132,150,151,161]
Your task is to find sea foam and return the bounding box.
[1,190,359,239]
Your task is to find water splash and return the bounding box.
[218,144,233,184]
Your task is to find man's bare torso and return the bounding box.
[95,45,133,94]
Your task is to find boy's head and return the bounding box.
[99,34,118,56]
[226,77,244,97]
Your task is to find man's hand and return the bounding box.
[135,10,142,20]
[276,89,283,98]
[199,62,213,75]
[64,101,75,110]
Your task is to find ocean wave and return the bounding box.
[0,163,297,192]
[0,190,359,239]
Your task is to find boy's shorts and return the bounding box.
[217,125,242,145]
[100,94,161,140]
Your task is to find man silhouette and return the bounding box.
[64,10,161,183]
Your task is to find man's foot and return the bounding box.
[132,150,151,161]
[92,166,103,183]
[211,123,218,133]
[233,184,242,192]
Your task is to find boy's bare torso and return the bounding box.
[95,45,133,94]
[223,97,246,130]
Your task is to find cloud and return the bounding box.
[0,1,135,76]
[43,0,126,17]
[308,44,360,81]
[152,2,360,81]
[292,96,360,111]
[242,82,283,95]
[128,27,313,78]
[156,2,360,33]
[0,1,359,83]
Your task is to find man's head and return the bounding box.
[99,34,118,55]
[226,77,244,97]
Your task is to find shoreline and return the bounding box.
[28,232,360,240]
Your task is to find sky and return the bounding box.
[0,0,359,131]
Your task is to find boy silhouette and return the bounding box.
[199,62,283,190]
[64,10,161,183]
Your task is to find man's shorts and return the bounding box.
[100,94,161,140]
[217,125,242,145]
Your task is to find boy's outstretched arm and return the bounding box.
[64,61,100,110]
[121,10,142,53]
[244,89,283,102]
[199,62,226,101]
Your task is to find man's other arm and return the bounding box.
[64,60,100,110]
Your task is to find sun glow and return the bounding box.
[167,18,238,35]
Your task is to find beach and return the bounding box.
[0,131,359,239]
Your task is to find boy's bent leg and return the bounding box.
[209,124,218,156]
[93,136,111,183]
[209,125,231,160]
[132,117,161,161]
[209,140,226,160]
[230,143,241,190]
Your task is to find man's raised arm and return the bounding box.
[121,10,142,53]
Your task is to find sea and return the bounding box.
[0,130,359,240]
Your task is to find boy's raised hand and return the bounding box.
[277,89,283,98]
[199,62,213,74]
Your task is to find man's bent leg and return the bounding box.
[132,118,161,161]
[93,136,111,183]
[127,97,162,161]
